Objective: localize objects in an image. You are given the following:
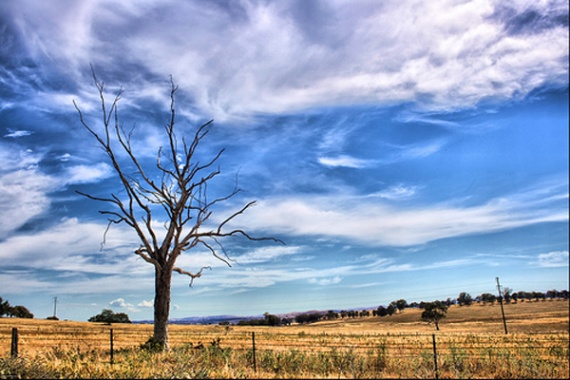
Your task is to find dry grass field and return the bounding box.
[0,299,568,378]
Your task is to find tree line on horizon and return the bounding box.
[228,288,569,327]
[1,288,567,324]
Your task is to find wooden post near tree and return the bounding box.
[11,328,18,358]
[431,334,439,379]
[109,329,114,365]
[252,332,257,372]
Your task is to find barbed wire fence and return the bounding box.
[1,325,568,378]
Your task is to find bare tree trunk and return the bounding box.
[154,266,172,349]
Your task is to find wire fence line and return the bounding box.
[1,326,568,379]
[1,325,567,362]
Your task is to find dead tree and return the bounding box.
[73,70,282,349]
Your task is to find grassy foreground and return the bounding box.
[0,300,568,378]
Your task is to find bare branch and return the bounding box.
[217,201,257,233]
[199,239,232,267]
[173,266,211,287]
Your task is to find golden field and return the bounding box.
[0,299,568,378]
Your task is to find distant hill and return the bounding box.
[134,314,264,325]
[133,307,374,325]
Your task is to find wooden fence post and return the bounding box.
[11,328,18,358]
[252,332,257,372]
[109,328,114,365]
[432,334,439,379]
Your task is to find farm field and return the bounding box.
[0,299,568,378]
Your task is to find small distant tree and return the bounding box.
[88,309,131,323]
[376,305,388,317]
[532,291,546,302]
[421,301,448,330]
[263,312,281,326]
[457,292,473,306]
[10,305,34,319]
[545,289,557,299]
[479,293,496,305]
[502,287,513,303]
[386,303,397,316]
[359,309,370,317]
[326,310,339,320]
[295,312,322,324]
[394,299,408,313]
[0,297,11,317]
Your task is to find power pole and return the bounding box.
[53,297,57,319]
[496,277,508,334]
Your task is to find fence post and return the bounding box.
[109,328,114,365]
[432,334,439,379]
[252,332,257,372]
[11,328,18,358]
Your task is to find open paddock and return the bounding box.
[0,300,568,378]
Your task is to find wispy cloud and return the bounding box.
[192,253,485,293]
[536,251,569,268]
[367,185,419,200]
[0,217,143,274]
[233,246,304,265]
[3,0,567,121]
[244,179,568,246]
[0,146,57,239]
[63,163,113,185]
[4,130,33,138]
[308,276,343,286]
[318,155,374,169]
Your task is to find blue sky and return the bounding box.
[0,0,568,321]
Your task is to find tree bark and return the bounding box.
[154,266,173,348]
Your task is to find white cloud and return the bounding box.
[0,217,143,275]
[536,251,569,268]
[0,147,58,239]
[63,163,113,185]
[369,185,419,200]
[58,153,72,162]
[318,155,374,169]
[4,130,33,138]
[137,300,153,308]
[308,276,343,286]
[5,0,567,121]
[110,297,139,313]
[193,253,484,293]
[234,245,304,264]
[244,180,568,247]
[0,170,55,239]
[403,141,446,159]
[110,298,130,308]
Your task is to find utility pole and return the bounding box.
[53,297,58,319]
[496,277,508,334]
